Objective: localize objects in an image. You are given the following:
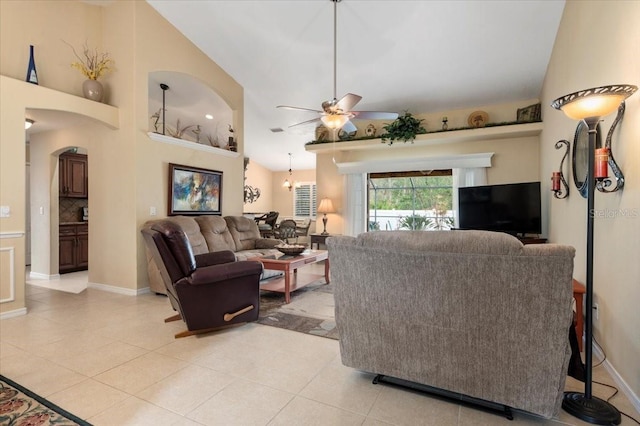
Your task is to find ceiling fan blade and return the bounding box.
[350,111,399,120]
[277,105,322,113]
[335,93,362,113]
[288,117,321,128]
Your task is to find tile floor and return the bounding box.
[1,270,638,425]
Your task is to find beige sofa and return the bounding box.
[143,215,283,295]
[327,230,575,419]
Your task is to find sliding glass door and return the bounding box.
[367,170,453,231]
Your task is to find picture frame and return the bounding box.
[168,163,222,215]
[517,103,542,123]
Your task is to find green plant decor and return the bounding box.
[380,111,426,145]
[398,214,430,230]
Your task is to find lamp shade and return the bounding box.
[321,114,349,130]
[25,118,34,130]
[551,84,637,120]
[317,198,335,214]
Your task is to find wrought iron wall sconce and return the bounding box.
[596,102,626,193]
[551,140,570,199]
[244,185,261,203]
[571,101,627,198]
[243,157,261,204]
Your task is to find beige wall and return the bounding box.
[314,134,541,236]
[243,159,273,214]
[315,154,345,235]
[339,136,540,185]
[0,1,103,96]
[541,1,640,399]
[0,0,244,313]
[129,1,245,288]
[243,164,317,233]
[271,169,316,220]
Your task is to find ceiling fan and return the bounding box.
[277,0,398,130]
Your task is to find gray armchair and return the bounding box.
[274,219,298,242]
[295,219,311,238]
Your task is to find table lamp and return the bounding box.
[317,198,335,235]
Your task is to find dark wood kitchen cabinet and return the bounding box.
[59,223,88,273]
[59,153,88,198]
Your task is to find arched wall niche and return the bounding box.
[148,71,234,149]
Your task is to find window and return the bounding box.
[368,171,453,231]
[294,182,317,219]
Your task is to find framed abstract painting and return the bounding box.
[168,163,222,215]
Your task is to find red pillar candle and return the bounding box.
[595,148,609,179]
[551,172,561,191]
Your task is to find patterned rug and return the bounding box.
[0,375,91,426]
[258,279,338,340]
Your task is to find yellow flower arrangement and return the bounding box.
[66,42,113,80]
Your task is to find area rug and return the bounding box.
[258,278,338,340]
[0,375,91,426]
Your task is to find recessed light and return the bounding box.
[205,114,214,120]
[270,127,284,133]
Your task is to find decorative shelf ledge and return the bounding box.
[147,132,240,158]
[305,121,543,154]
[3,76,120,130]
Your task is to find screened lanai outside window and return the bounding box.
[368,171,453,231]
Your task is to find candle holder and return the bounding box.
[596,102,626,193]
[552,140,570,199]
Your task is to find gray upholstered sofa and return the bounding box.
[143,215,283,295]
[327,230,575,419]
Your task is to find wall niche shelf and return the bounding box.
[147,132,239,158]
[305,121,543,154]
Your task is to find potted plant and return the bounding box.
[65,42,114,102]
[380,111,426,145]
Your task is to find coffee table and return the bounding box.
[256,250,330,303]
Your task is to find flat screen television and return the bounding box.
[458,181,541,236]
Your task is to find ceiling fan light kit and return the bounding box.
[277,0,397,131]
[321,113,350,130]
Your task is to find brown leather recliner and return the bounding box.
[142,220,263,338]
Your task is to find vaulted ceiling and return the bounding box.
[149,1,565,171]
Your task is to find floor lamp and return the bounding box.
[552,84,637,425]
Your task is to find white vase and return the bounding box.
[82,79,104,102]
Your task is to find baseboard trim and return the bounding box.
[0,307,27,319]
[592,341,640,414]
[87,282,150,296]
[29,271,60,280]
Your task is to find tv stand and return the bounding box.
[518,236,547,245]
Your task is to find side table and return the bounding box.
[310,233,340,250]
[572,279,586,352]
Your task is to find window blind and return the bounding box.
[294,183,317,218]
